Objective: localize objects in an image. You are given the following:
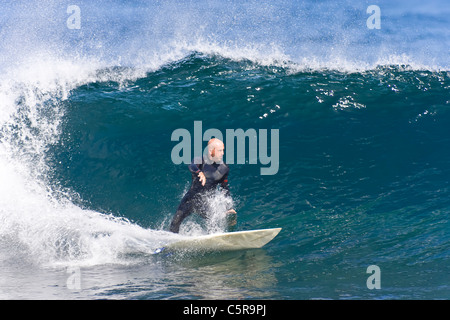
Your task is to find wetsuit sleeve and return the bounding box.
[188,156,203,173]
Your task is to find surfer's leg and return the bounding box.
[193,190,213,219]
[195,202,209,219]
[226,211,237,232]
[169,209,190,233]
[169,193,195,233]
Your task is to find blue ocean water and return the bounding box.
[0,0,449,299]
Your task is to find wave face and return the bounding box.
[0,0,449,299]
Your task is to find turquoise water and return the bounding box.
[0,0,449,299]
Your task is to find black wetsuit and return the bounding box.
[169,156,232,233]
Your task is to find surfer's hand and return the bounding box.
[198,171,206,186]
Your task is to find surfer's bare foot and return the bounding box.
[226,209,237,227]
[228,219,237,226]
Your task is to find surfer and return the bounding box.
[169,138,236,233]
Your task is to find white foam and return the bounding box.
[0,148,180,267]
[0,54,182,268]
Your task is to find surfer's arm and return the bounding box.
[188,156,204,173]
[189,157,206,186]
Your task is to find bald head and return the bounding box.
[207,138,225,163]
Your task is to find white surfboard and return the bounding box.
[161,228,282,252]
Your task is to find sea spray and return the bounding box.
[0,57,182,267]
